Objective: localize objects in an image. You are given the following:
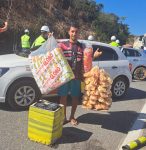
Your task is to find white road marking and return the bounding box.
[118,101,146,150]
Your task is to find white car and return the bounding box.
[121,47,146,80]
[0,40,132,109]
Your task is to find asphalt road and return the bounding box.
[0,80,146,150]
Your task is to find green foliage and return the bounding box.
[92,12,129,44]
[70,0,130,44]
[0,0,131,53]
[71,0,103,21]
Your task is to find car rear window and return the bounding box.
[92,45,118,61]
[122,48,141,57]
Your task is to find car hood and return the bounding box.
[0,54,30,67]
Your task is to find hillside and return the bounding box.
[0,0,96,53]
[0,0,131,53]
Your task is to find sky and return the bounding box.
[96,0,146,36]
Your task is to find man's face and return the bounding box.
[42,32,49,39]
[68,26,78,42]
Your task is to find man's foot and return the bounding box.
[69,118,78,126]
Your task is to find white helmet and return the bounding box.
[24,29,29,33]
[116,39,120,44]
[111,35,116,41]
[41,25,50,32]
[88,35,94,41]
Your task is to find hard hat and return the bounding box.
[116,39,120,44]
[24,29,29,33]
[88,35,94,41]
[111,35,116,41]
[40,25,50,32]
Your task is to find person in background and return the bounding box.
[116,39,120,46]
[116,39,122,48]
[88,35,94,41]
[0,19,8,33]
[109,35,119,47]
[21,29,31,53]
[31,25,50,51]
[58,22,102,126]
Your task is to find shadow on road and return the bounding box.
[0,103,27,112]
[77,111,146,133]
[113,87,146,101]
[54,128,106,149]
[57,127,92,144]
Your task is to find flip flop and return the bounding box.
[70,118,78,126]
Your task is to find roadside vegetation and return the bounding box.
[0,0,131,53]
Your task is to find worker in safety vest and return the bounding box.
[31,25,50,51]
[21,29,31,52]
[116,39,120,47]
[88,35,94,41]
[109,35,119,47]
[0,19,8,33]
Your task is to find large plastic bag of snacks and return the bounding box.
[29,36,75,94]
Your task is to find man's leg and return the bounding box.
[69,96,79,125]
[69,79,81,125]
[58,82,69,124]
[60,96,68,121]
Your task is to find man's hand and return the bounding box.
[48,32,54,37]
[93,48,102,59]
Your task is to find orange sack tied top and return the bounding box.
[83,47,93,73]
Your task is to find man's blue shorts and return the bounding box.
[58,79,81,97]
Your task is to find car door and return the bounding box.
[92,44,121,79]
[122,48,141,70]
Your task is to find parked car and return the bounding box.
[121,47,146,80]
[0,40,132,110]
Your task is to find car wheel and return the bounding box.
[133,67,146,80]
[6,79,41,110]
[111,77,128,98]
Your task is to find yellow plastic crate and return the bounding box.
[28,100,64,145]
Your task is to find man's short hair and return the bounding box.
[69,21,79,29]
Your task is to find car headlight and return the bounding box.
[0,68,9,77]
